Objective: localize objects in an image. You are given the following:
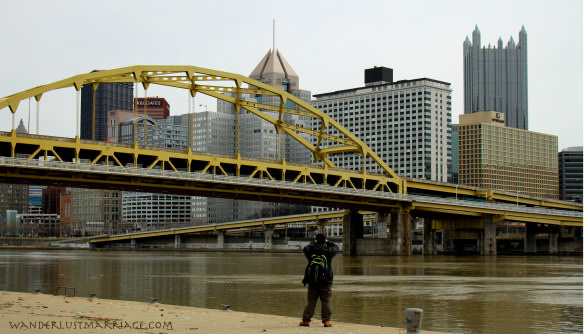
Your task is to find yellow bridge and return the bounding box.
[0,65,581,255]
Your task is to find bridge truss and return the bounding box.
[0,65,403,193]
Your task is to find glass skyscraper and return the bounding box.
[464,26,528,130]
[81,75,133,141]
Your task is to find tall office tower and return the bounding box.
[239,48,312,217]
[559,147,583,202]
[464,26,528,130]
[312,66,452,182]
[81,74,133,141]
[248,48,312,164]
[458,111,558,199]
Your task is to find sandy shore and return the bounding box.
[0,291,447,334]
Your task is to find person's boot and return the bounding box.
[299,320,310,327]
[323,320,332,327]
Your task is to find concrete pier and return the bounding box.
[548,225,559,254]
[343,210,363,256]
[423,218,436,255]
[264,226,273,249]
[217,231,224,248]
[390,207,411,256]
[174,234,181,248]
[524,223,537,254]
[481,215,497,255]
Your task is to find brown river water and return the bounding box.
[0,249,581,333]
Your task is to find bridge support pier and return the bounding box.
[423,218,435,255]
[217,231,224,248]
[343,210,363,256]
[390,207,411,256]
[549,225,559,254]
[130,239,136,249]
[481,215,497,256]
[174,235,181,248]
[524,223,537,254]
[264,226,273,249]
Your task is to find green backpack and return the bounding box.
[304,254,328,285]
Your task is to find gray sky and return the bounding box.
[0,0,582,150]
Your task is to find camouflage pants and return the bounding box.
[302,284,332,322]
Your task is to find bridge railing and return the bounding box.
[1,157,581,221]
[0,156,409,200]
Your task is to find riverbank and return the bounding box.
[0,291,446,334]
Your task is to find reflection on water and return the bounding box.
[0,249,581,333]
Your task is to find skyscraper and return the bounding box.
[81,74,133,141]
[559,147,583,202]
[312,66,452,182]
[248,48,312,164]
[458,111,558,199]
[464,26,528,130]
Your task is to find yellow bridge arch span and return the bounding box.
[0,65,404,193]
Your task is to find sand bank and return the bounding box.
[0,291,446,333]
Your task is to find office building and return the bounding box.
[19,214,61,237]
[0,120,29,226]
[60,192,72,236]
[458,111,558,199]
[70,188,122,236]
[247,48,312,164]
[134,97,170,120]
[450,124,459,183]
[107,110,136,143]
[42,186,66,214]
[312,66,452,182]
[464,26,528,130]
[559,147,583,202]
[81,75,133,141]
[116,114,195,228]
[0,184,28,216]
[122,192,193,232]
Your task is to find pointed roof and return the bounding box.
[508,36,516,48]
[464,36,471,45]
[250,50,272,79]
[275,50,299,78]
[15,118,28,134]
[249,49,299,91]
[249,49,298,81]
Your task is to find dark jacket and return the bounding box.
[302,240,339,286]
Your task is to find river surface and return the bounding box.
[0,249,581,333]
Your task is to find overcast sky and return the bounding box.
[0,0,582,150]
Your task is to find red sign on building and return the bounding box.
[134,97,170,120]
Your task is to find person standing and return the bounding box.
[300,233,339,327]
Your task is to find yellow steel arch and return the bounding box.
[0,65,403,192]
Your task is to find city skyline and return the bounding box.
[0,0,581,150]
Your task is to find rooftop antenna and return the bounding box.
[272,19,275,52]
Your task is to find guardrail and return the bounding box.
[1,157,581,220]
